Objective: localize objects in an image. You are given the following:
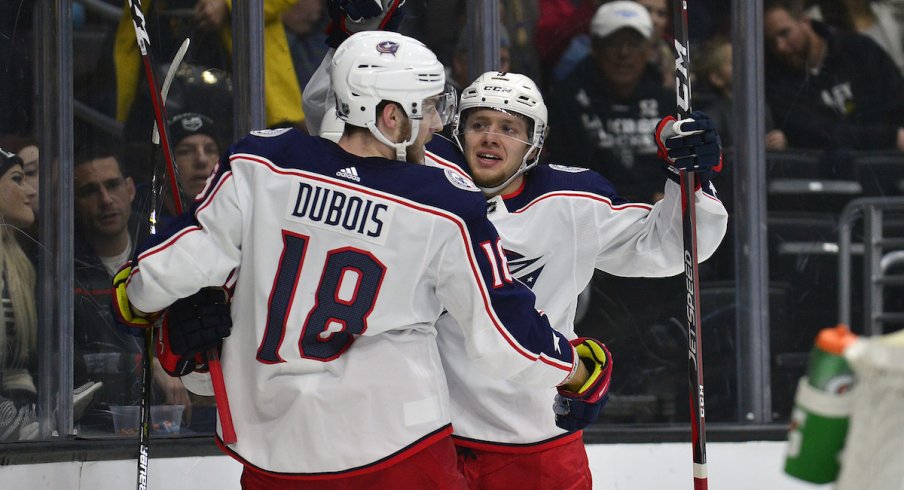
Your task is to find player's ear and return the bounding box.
[377,102,405,132]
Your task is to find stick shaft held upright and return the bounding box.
[670,1,708,488]
[127,0,237,447]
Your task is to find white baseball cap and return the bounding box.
[591,1,653,40]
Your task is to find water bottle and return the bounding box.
[784,324,858,483]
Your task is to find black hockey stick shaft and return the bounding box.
[127,0,237,464]
[132,39,187,490]
[671,1,707,488]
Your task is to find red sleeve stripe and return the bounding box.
[511,191,654,215]
[425,151,472,181]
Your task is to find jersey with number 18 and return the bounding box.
[125,128,577,477]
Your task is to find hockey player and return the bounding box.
[112,32,609,489]
[423,72,728,488]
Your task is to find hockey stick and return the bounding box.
[127,1,237,461]
[130,35,190,490]
[148,38,190,237]
[671,1,708,488]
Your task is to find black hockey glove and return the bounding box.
[156,287,232,377]
[328,0,384,22]
[326,0,407,48]
[554,338,613,431]
[553,393,610,432]
[655,111,723,190]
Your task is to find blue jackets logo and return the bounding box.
[377,41,400,56]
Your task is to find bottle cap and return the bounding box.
[815,324,858,355]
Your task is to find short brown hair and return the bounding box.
[764,0,805,18]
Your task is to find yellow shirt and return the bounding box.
[114,0,304,128]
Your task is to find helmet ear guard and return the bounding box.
[452,71,549,195]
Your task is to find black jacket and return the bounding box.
[765,21,904,150]
[547,56,676,203]
[73,229,145,409]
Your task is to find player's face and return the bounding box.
[405,95,446,164]
[17,144,39,213]
[764,8,813,71]
[74,157,135,240]
[174,134,219,199]
[461,108,531,193]
[0,163,36,229]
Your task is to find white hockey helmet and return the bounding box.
[452,71,548,194]
[330,31,446,160]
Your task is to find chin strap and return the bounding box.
[477,144,541,196]
[366,119,420,162]
[453,124,542,196]
[478,161,531,196]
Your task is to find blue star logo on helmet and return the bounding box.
[376,41,400,56]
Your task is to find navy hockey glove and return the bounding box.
[327,0,384,22]
[157,287,232,377]
[326,0,407,48]
[554,393,610,432]
[554,338,612,431]
[655,111,723,188]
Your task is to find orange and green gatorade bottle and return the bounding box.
[784,325,858,484]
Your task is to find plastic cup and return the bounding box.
[151,405,184,434]
[110,405,140,436]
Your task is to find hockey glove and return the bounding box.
[157,287,232,377]
[655,111,723,188]
[554,393,610,432]
[554,338,612,431]
[111,263,157,330]
[327,0,384,22]
[326,0,407,48]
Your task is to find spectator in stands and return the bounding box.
[9,140,38,217]
[546,0,675,203]
[806,0,904,76]
[114,0,304,131]
[72,136,190,431]
[168,112,222,203]
[764,0,904,151]
[536,0,603,84]
[0,146,38,441]
[695,36,787,150]
[415,1,541,81]
[448,23,513,92]
[539,0,676,86]
[283,0,330,94]
[132,112,223,234]
[0,135,40,262]
[637,0,675,89]
[501,0,543,82]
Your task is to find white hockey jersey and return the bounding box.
[125,129,578,476]
[426,138,728,450]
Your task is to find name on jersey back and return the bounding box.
[287,180,390,244]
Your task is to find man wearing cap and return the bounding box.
[131,113,223,236]
[168,112,222,208]
[546,0,675,204]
